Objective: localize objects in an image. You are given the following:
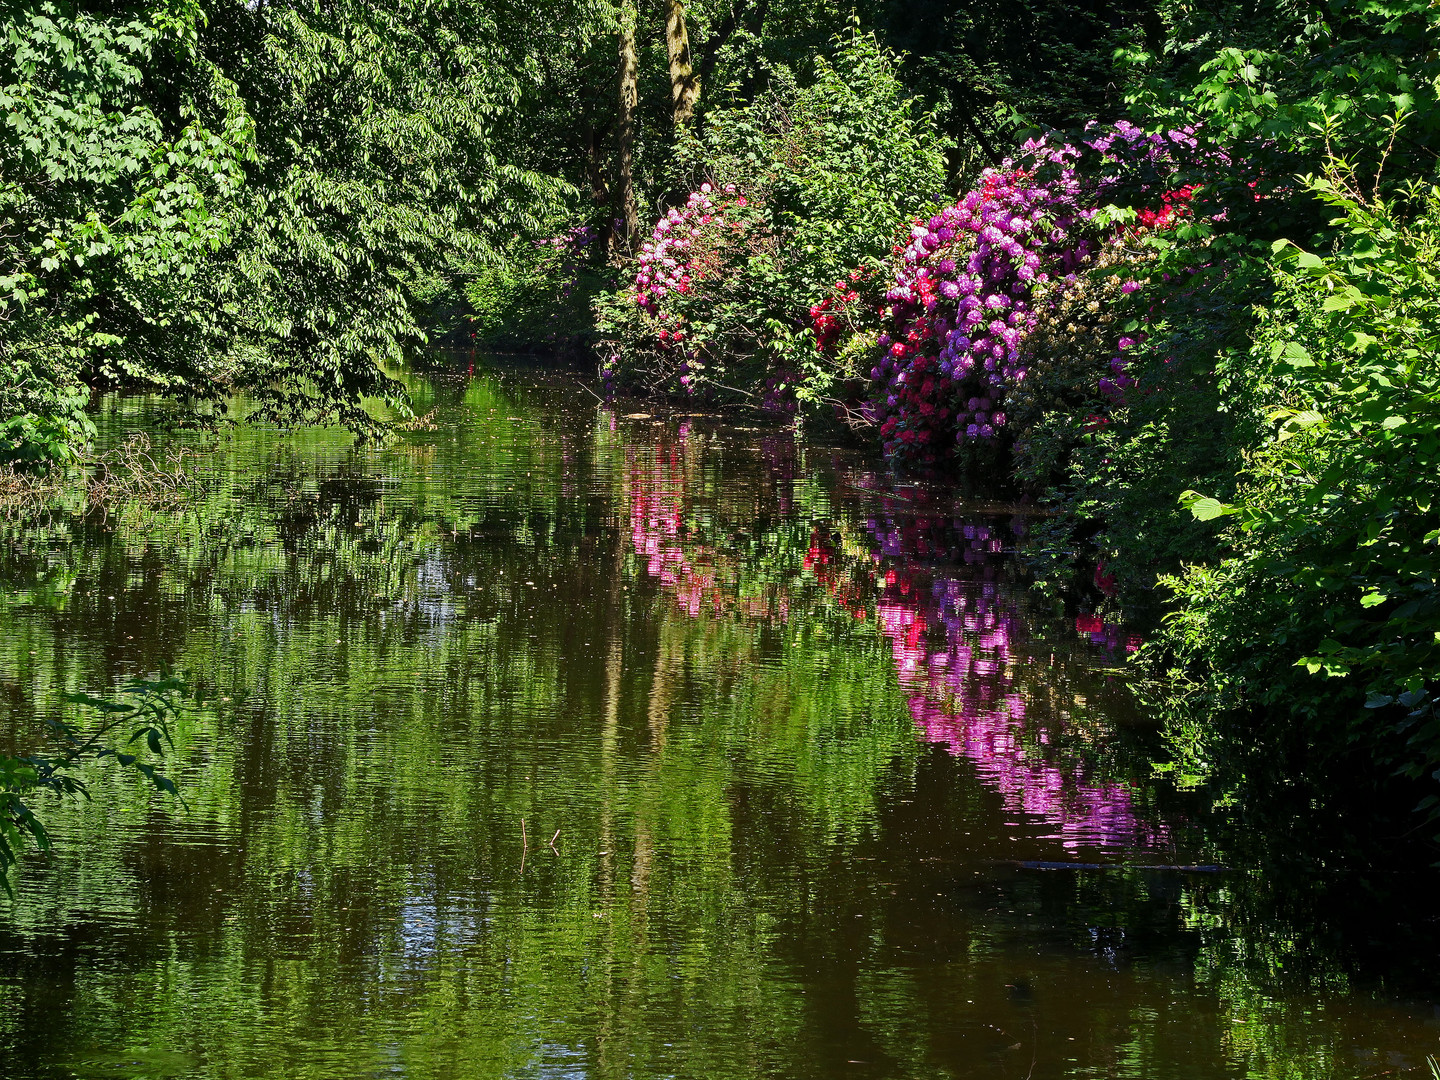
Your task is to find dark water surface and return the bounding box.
[1,359,1437,1079]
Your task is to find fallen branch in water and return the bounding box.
[1,433,207,519]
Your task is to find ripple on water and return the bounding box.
[0,360,1436,1080]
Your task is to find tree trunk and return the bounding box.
[697,0,752,92]
[663,0,699,128]
[615,0,641,254]
[586,123,612,256]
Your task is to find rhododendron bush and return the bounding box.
[595,33,947,413]
[1006,243,1157,494]
[867,123,1204,467]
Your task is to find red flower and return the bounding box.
[1093,561,1117,597]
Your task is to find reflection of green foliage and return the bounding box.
[2,367,1435,1077]
[0,447,915,1075]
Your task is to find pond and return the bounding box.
[1,357,1437,1079]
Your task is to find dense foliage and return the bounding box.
[1142,172,1440,809]
[1,1,250,466]
[2,0,571,462]
[1065,1,1440,824]
[596,33,948,413]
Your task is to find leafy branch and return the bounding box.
[0,669,195,897]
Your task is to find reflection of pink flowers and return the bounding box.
[629,472,714,618]
[871,560,1165,851]
[625,447,1164,852]
[625,433,790,622]
[854,495,1165,851]
[1075,614,1143,657]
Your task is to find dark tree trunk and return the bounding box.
[586,123,613,256]
[664,0,700,127]
[615,0,641,254]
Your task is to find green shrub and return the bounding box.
[1022,233,1270,605]
[1144,167,1440,821]
[1010,244,1156,495]
[596,31,948,415]
[466,228,610,358]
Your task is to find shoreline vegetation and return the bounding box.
[2,0,1438,856]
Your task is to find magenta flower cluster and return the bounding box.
[634,183,741,315]
[869,124,1204,465]
[871,142,1091,463]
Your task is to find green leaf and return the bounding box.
[1278,342,1314,367]
[1179,490,1237,521]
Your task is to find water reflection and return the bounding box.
[0,358,1436,1080]
[624,425,1166,853]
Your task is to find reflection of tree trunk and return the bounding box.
[664,0,699,127]
[600,642,622,867]
[596,539,625,1077]
[645,622,684,755]
[595,458,689,1073]
[615,0,641,253]
[598,520,627,895]
[624,621,684,1061]
[631,622,683,898]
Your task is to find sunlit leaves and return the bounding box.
[1156,170,1440,823]
[2,0,580,460]
[0,1,252,466]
